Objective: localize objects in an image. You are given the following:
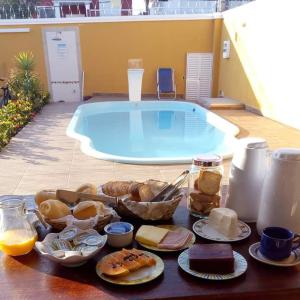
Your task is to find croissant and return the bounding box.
[102,181,133,197]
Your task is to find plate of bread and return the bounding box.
[99,179,185,221]
[35,183,115,231]
[96,248,164,285]
[135,225,195,252]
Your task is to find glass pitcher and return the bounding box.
[0,197,37,256]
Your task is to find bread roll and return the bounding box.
[129,182,143,202]
[198,171,222,195]
[35,190,57,207]
[102,181,132,197]
[39,199,71,219]
[76,183,97,195]
[138,184,154,202]
[73,201,105,220]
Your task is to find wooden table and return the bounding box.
[1,200,300,300]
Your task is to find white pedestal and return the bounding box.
[128,69,144,101]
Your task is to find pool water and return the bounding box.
[67,101,239,164]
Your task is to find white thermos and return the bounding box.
[226,137,269,222]
[257,148,300,235]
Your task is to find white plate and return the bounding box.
[35,230,107,267]
[193,219,251,242]
[136,225,196,252]
[178,249,247,280]
[249,242,300,267]
[96,251,164,285]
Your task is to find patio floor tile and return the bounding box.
[14,174,69,194]
[0,175,23,194]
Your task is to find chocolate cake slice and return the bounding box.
[188,244,234,274]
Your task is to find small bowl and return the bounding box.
[104,222,134,248]
[35,229,107,267]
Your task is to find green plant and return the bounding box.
[0,99,33,149]
[8,51,49,112]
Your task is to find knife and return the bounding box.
[56,189,118,208]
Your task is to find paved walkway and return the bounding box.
[1,100,300,195]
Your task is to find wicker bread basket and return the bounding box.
[44,213,113,231]
[98,180,186,221]
[115,191,184,220]
[37,192,115,231]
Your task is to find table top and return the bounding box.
[1,200,300,300]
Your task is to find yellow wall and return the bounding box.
[218,1,300,129]
[0,18,221,98]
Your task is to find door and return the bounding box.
[43,27,82,102]
[185,53,213,101]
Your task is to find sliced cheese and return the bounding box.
[135,225,169,247]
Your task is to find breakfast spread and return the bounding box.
[98,248,156,277]
[188,244,234,274]
[207,208,239,238]
[4,162,297,292]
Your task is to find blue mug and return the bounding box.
[260,227,300,260]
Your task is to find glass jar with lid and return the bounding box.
[188,154,223,217]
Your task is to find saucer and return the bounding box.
[178,249,247,280]
[249,242,300,267]
[193,219,251,242]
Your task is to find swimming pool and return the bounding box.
[67,101,239,164]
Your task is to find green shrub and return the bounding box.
[0,99,33,149]
[0,52,49,150]
[8,52,49,112]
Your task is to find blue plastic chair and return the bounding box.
[157,68,176,100]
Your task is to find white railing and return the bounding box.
[0,1,253,19]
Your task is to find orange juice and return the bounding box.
[0,229,37,256]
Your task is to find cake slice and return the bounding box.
[207,208,239,238]
[189,244,234,274]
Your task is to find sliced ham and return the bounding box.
[157,230,192,250]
